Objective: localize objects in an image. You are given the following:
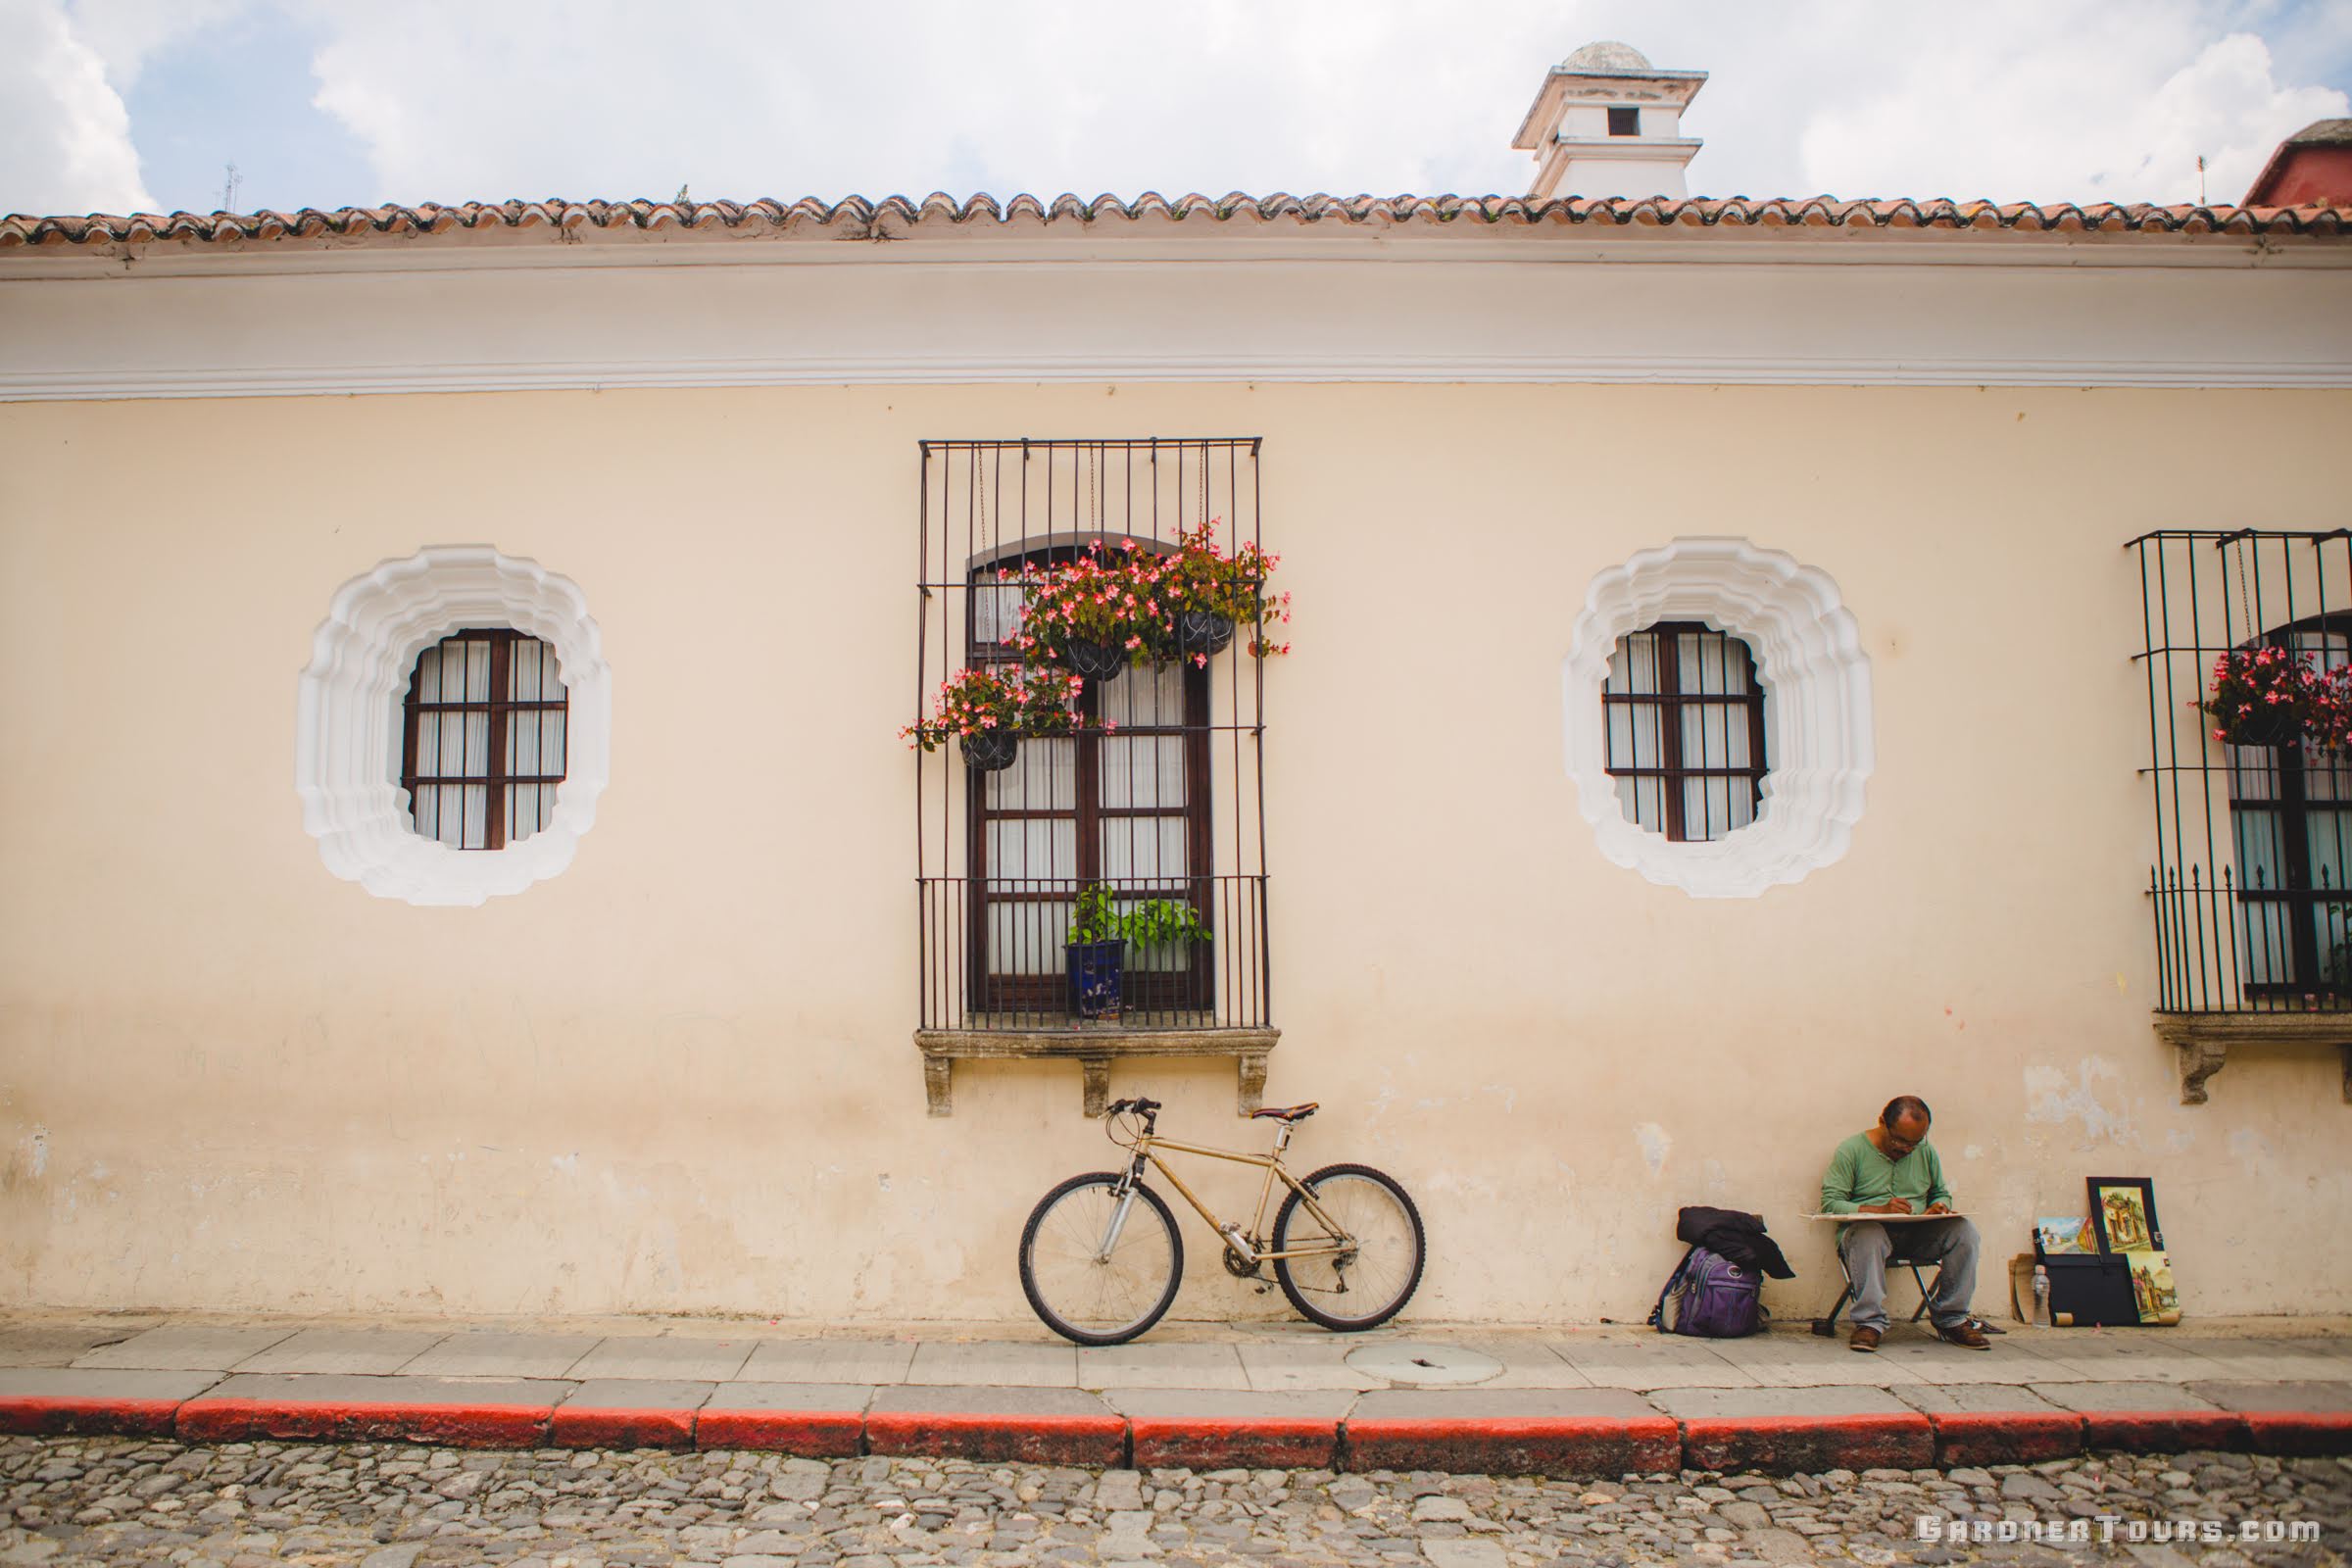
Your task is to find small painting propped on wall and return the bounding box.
[2086,1176,2180,1325]
[2034,1215,2095,1255]
[2129,1250,2182,1325]
[2088,1177,2162,1254]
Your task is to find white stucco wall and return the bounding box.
[2,232,2349,1324]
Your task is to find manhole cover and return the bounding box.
[1345,1343,1504,1386]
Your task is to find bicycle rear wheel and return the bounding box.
[1018,1171,1184,1346]
[1272,1162,1425,1332]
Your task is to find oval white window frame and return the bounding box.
[1563,537,1872,899]
[296,546,612,906]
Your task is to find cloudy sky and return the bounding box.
[4,0,2349,219]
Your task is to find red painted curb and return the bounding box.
[551,1405,696,1450]
[2244,1412,2352,1457]
[1682,1413,1935,1475]
[864,1412,1125,1467]
[175,1398,550,1448]
[1344,1417,1682,1479]
[2080,1411,2248,1454]
[1130,1418,1338,1472]
[0,1396,183,1438]
[695,1408,864,1456]
[1928,1412,2085,1467]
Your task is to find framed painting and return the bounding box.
[2086,1177,2163,1255]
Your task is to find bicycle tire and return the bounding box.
[1018,1170,1185,1346]
[1272,1162,1426,1332]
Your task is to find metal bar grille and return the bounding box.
[915,438,1271,1031]
[399,628,570,852]
[2131,527,2352,1011]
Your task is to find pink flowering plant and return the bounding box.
[1011,542,1179,669]
[902,663,1083,753]
[2197,644,2352,748]
[1161,520,1293,662]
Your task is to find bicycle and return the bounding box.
[1016,1096,1426,1346]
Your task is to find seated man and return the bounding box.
[1819,1095,1987,1352]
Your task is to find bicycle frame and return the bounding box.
[1102,1117,1352,1267]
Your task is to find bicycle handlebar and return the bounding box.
[1105,1097,1161,1117]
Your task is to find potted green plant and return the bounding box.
[902,664,1081,770]
[1161,520,1293,664]
[1064,883,1211,1020]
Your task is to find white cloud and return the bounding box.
[0,0,153,214]
[4,0,2346,218]
[290,0,2351,209]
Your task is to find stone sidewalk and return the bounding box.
[3,1313,2348,1476]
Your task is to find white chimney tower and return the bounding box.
[1512,41,1706,200]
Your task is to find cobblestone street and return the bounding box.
[1,1438,2343,1568]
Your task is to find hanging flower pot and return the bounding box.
[902,664,1082,761]
[1176,610,1235,657]
[1061,636,1129,683]
[2222,708,2304,748]
[2202,645,2322,750]
[958,728,1020,771]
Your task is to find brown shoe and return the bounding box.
[1936,1320,1991,1350]
[1848,1326,1881,1353]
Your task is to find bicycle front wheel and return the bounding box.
[1272,1162,1425,1332]
[1018,1171,1184,1346]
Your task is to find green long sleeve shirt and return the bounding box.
[1820,1131,1954,1215]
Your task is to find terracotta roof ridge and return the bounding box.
[6,191,2349,247]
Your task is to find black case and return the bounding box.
[2037,1252,2140,1327]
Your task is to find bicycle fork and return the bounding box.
[1094,1154,1150,1262]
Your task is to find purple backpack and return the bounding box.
[1647,1245,1764,1338]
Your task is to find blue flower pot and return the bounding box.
[1065,939,1125,1019]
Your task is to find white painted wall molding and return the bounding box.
[296,547,612,906]
[1563,538,1873,899]
[5,253,2347,401]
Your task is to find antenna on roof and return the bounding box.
[221,163,242,213]
[2197,155,2207,205]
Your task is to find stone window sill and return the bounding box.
[2153,1011,2352,1104]
[913,1027,1280,1117]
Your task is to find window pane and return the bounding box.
[1101,662,1184,729]
[987,819,1075,887]
[1102,817,1188,883]
[1101,737,1185,809]
[984,736,1074,810]
[987,899,1071,974]
[973,581,1026,649]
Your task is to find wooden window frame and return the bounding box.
[961,548,1215,1018]
[1602,619,1768,843]
[399,627,569,853]
[2228,615,2352,996]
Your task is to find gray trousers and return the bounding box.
[1839,1216,1980,1331]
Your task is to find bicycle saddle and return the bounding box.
[1250,1102,1319,1121]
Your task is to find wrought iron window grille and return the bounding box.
[2132,527,2352,1013]
[913,438,1272,1035]
[1601,621,1768,843]
[399,627,569,852]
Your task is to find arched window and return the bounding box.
[2228,615,2352,994]
[1602,620,1767,842]
[968,542,1211,1019]
[399,629,569,852]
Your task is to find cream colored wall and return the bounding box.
[3,381,2349,1323]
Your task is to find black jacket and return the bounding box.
[1676,1204,1795,1279]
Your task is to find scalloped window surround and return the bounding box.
[1563,538,1872,899]
[296,547,611,906]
